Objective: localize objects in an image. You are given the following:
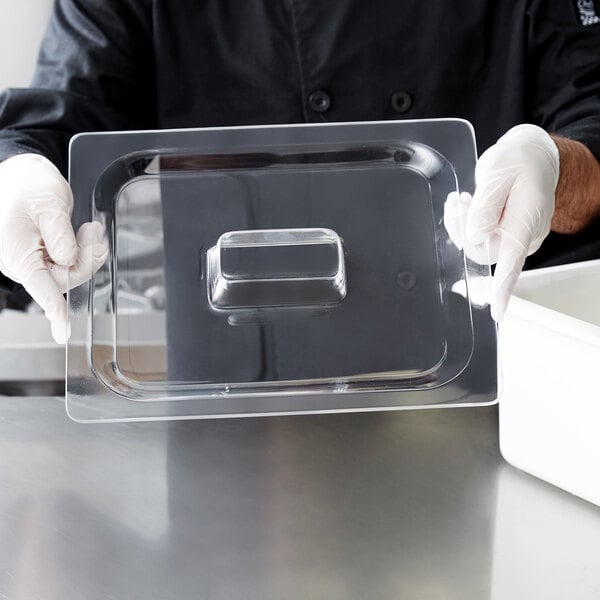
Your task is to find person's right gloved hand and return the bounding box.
[444,124,559,321]
[0,153,108,343]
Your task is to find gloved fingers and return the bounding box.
[466,148,516,246]
[465,232,501,265]
[490,229,528,322]
[444,191,501,264]
[50,221,108,292]
[498,181,553,256]
[76,220,105,245]
[443,191,470,251]
[21,262,71,344]
[34,190,78,267]
[486,178,552,321]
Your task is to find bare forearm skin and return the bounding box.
[551,135,600,234]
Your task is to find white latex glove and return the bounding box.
[0,153,108,343]
[444,124,560,321]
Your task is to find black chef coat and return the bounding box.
[0,0,600,292]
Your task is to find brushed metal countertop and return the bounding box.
[0,398,599,600]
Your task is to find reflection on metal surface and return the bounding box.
[491,465,600,599]
[0,312,64,394]
[0,400,599,599]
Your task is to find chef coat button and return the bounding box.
[308,90,331,113]
[391,91,413,113]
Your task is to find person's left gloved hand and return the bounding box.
[444,124,560,321]
[0,154,108,343]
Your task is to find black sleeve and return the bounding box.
[0,272,20,293]
[527,0,600,161]
[0,0,156,177]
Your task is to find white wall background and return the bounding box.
[0,0,54,89]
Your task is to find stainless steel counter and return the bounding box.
[1,397,599,600]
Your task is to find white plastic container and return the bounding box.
[499,259,600,507]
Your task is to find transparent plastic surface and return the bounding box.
[207,228,346,309]
[66,120,497,422]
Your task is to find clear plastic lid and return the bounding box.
[66,119,497,422]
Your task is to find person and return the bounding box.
[0,0,599,343]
